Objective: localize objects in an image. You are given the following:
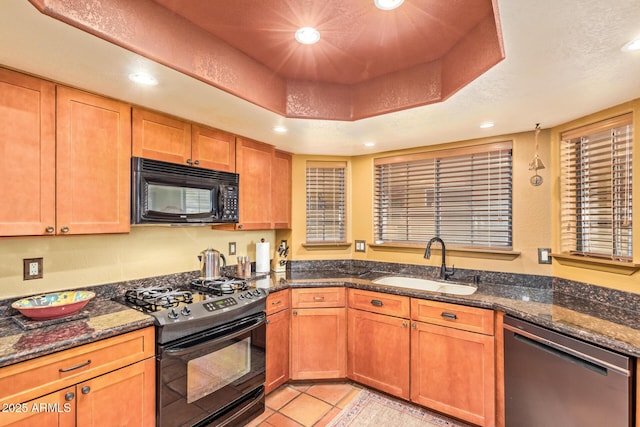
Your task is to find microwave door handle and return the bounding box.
[164,316,265,357]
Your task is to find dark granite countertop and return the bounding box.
[2,263,639,369]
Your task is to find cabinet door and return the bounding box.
[56,86,131,234]
[271,150,292,229]
[76,358,155,427]
[411,321,495,426]
[347,308,410,399]
[0,68,55,236]
[132,108,191,165]
[235,137,274,230]
[290,307,346,380]
[0,387,75,427]
[266,308,290,394]
[192,124,236,172]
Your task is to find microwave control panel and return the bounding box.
[219,185,239,221]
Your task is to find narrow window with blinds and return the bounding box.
[306,161,346,243]
[374,142,512,248]
[560,113,633,261]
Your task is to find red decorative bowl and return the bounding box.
[11,291,95,321]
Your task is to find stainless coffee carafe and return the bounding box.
[198,248,226,280]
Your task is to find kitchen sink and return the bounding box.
[372,276,477,295]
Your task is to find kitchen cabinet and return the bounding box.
[347,289,410,399]
[410,299,495,427]
[265,290,290,394]
[0,69,130,236]
[271,150,292,229]
[290,288,346,379]
[0,327,155,427]
[56,86,131,235]
[235,137,292,230]
[0,68,55,236]
[132,108,235,172]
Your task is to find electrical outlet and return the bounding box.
[23,257,43,280]
[355,240,366,252]
[229,242,236,255]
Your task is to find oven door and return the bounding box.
[157,313,266,427]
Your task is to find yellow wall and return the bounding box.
[551,98,640,293]
[291,130,553,276]
[0,227,275,299]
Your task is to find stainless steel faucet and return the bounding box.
[424,237,455,280]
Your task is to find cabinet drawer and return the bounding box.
[0,327,155,406]
[266,289,290,315]
[291,288,346,308]
[348,288,410,318]
[411,299,494,335]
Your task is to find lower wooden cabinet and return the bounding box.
[290,288,346,380]
[266,290,290,394]
[347,308,410,399]
[0,327,155,427]
[410,300,495,427]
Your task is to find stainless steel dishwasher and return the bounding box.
[504,315,633,427]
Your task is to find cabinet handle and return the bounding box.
[60,226,69,233]
[441,312,458,320]
[370,299,383,307]
[65,392,75,402]
[293,311,297,316]
[59,359,91,373]
[271,300,282,305]
[313,296,325,301]
[81,386,91,395]
[45,226,55,234]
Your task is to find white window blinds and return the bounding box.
[560,113,633,261]
[306,161,346,242]
[374,142,512,248]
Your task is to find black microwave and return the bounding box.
[131,157,239,225]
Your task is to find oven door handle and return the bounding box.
[164,316,265,356]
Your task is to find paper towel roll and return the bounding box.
[255,241,270,273]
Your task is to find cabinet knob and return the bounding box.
[45,226,55,234]
[81,386,91,395]
[266,319,271,324]
[65,392,75,402]
[60,226,69,233]
[411,323,417,329]
[293,311,297,316]
[402,321,408,328]
[186,158,193,165]
[194,159,200,165]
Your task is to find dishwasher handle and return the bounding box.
[504,323,630,377]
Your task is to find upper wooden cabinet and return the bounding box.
[0,67,130,236]
[235,137,292,230]
[132,108,235,172]
[56,86,131,235]
[0,68,56,236]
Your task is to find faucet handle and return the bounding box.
[444,265,455,280]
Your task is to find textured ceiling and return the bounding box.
[0,1,639,156]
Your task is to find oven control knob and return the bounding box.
[252,290,261,297]
[244,292,253,299]
[181,307,191,317]
[168,308,179,319]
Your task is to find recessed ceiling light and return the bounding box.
[128,72,158,86]
[374,0,404,10]
[273,125,287,133]
[622,38,640,52]
[364,142,376,147]
[480,122,495,129]
[295,27,320,45]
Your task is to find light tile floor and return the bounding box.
[246,382,363,427]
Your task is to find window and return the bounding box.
[306,161,346,243]
[560,114,633,261]
[374,142,512,248]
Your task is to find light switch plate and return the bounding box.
[537,248,552,264]
[355,240,366,252]
[228,242,237,256]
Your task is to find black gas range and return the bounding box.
[121,277,268,344]
[120,276,269,426]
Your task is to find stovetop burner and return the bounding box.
[190,277,249,295]
[124,286,194,312]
